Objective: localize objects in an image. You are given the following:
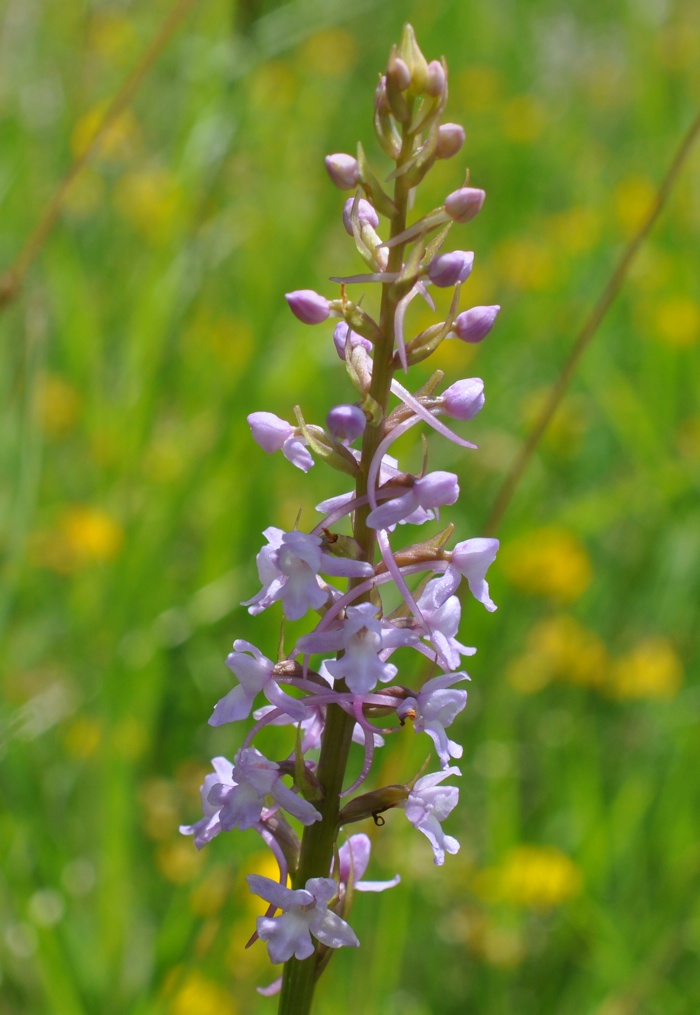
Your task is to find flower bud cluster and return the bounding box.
[181,24,501,991]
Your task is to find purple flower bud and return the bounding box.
[333,322,373,360]
[425,60,446,97]
[436,123,465,160]
[285,289,330,325]
[388,56,411,91]
[440,379,485,421]
[343,197,380,236]
[427,251,474,288]
[453,305,501,343]
[324,153,360,190]
[444,187,486,224]
[326,404,367,443]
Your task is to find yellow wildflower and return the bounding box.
[546,205,602,255]
[62,505,123,562]
[167,969,239,1015]
[653,296,699,349]
[157,840,203,885]
[613,174,656,236]
[520,387,587,458]
[508,614,608,694]
[112,167,185,244]
[299,28,357,76]
[501,527,592,602]
[63,716,102,759]
[607,637,683,700]
[475,845,582,909]
[71,103,141,162]
[451,908,525,967]
[36,374,79,436]
[189,868,231,918]
[30,505,123,573]
[496,236,556,291]
[453,66,503,114]
[502,95,546,143]
[89,11,138,67]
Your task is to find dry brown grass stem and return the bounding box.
[0,0,200,313]
[483,107,700,537]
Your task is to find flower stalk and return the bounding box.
[181,24,501,1015]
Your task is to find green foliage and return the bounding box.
[1,0,699,1012]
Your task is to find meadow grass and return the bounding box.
[1,1,699,1013]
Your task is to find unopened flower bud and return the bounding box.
[427,251,474,288]
[387,55,411,91]
[444,187,486,224]
[436,123,465,159]
[343,197,379,236]
[440,378,485,421]
[425,60,446,97]
[326,404,367,443]
[325,153,360,190]
[453,305,500,343]
[286,289,330,325]
[333,322,373,360]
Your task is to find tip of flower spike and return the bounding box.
[285,290,330,325]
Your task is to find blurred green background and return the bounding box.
[1,0,699,1012]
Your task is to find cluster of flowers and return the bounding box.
[181,24,500,989]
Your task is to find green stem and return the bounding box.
[276,120,414,1015]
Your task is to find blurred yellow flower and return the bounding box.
[250,60,299,111]
[501,527,593,602]
[113,167,185,244]
[140,777,180,840]
[71,103,141,162]
[183,310,255,371]
[475,845,582,908]
[189,868,231,918]
[520,387,587,458]
[454,66,503,113]
[241,851,290,919]
[502,94,546,143]
[113,715,147,759]
[655,21,700,69]
[496,236,556,291]
[167,969,239,1015]
[299,28,357,76]
[36,374,80,436]
[65,505,123,559]
[157,840,203,885]
[63,715,102,759]
[613,174,656,236]
[507,614,608,694]
[30,505,124,573]
[546,205,602,255]
[451,908,525,967]
[607,636,683,700]
[89,11,138,67]
[676,414,700,461]
[653,296,699,349]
